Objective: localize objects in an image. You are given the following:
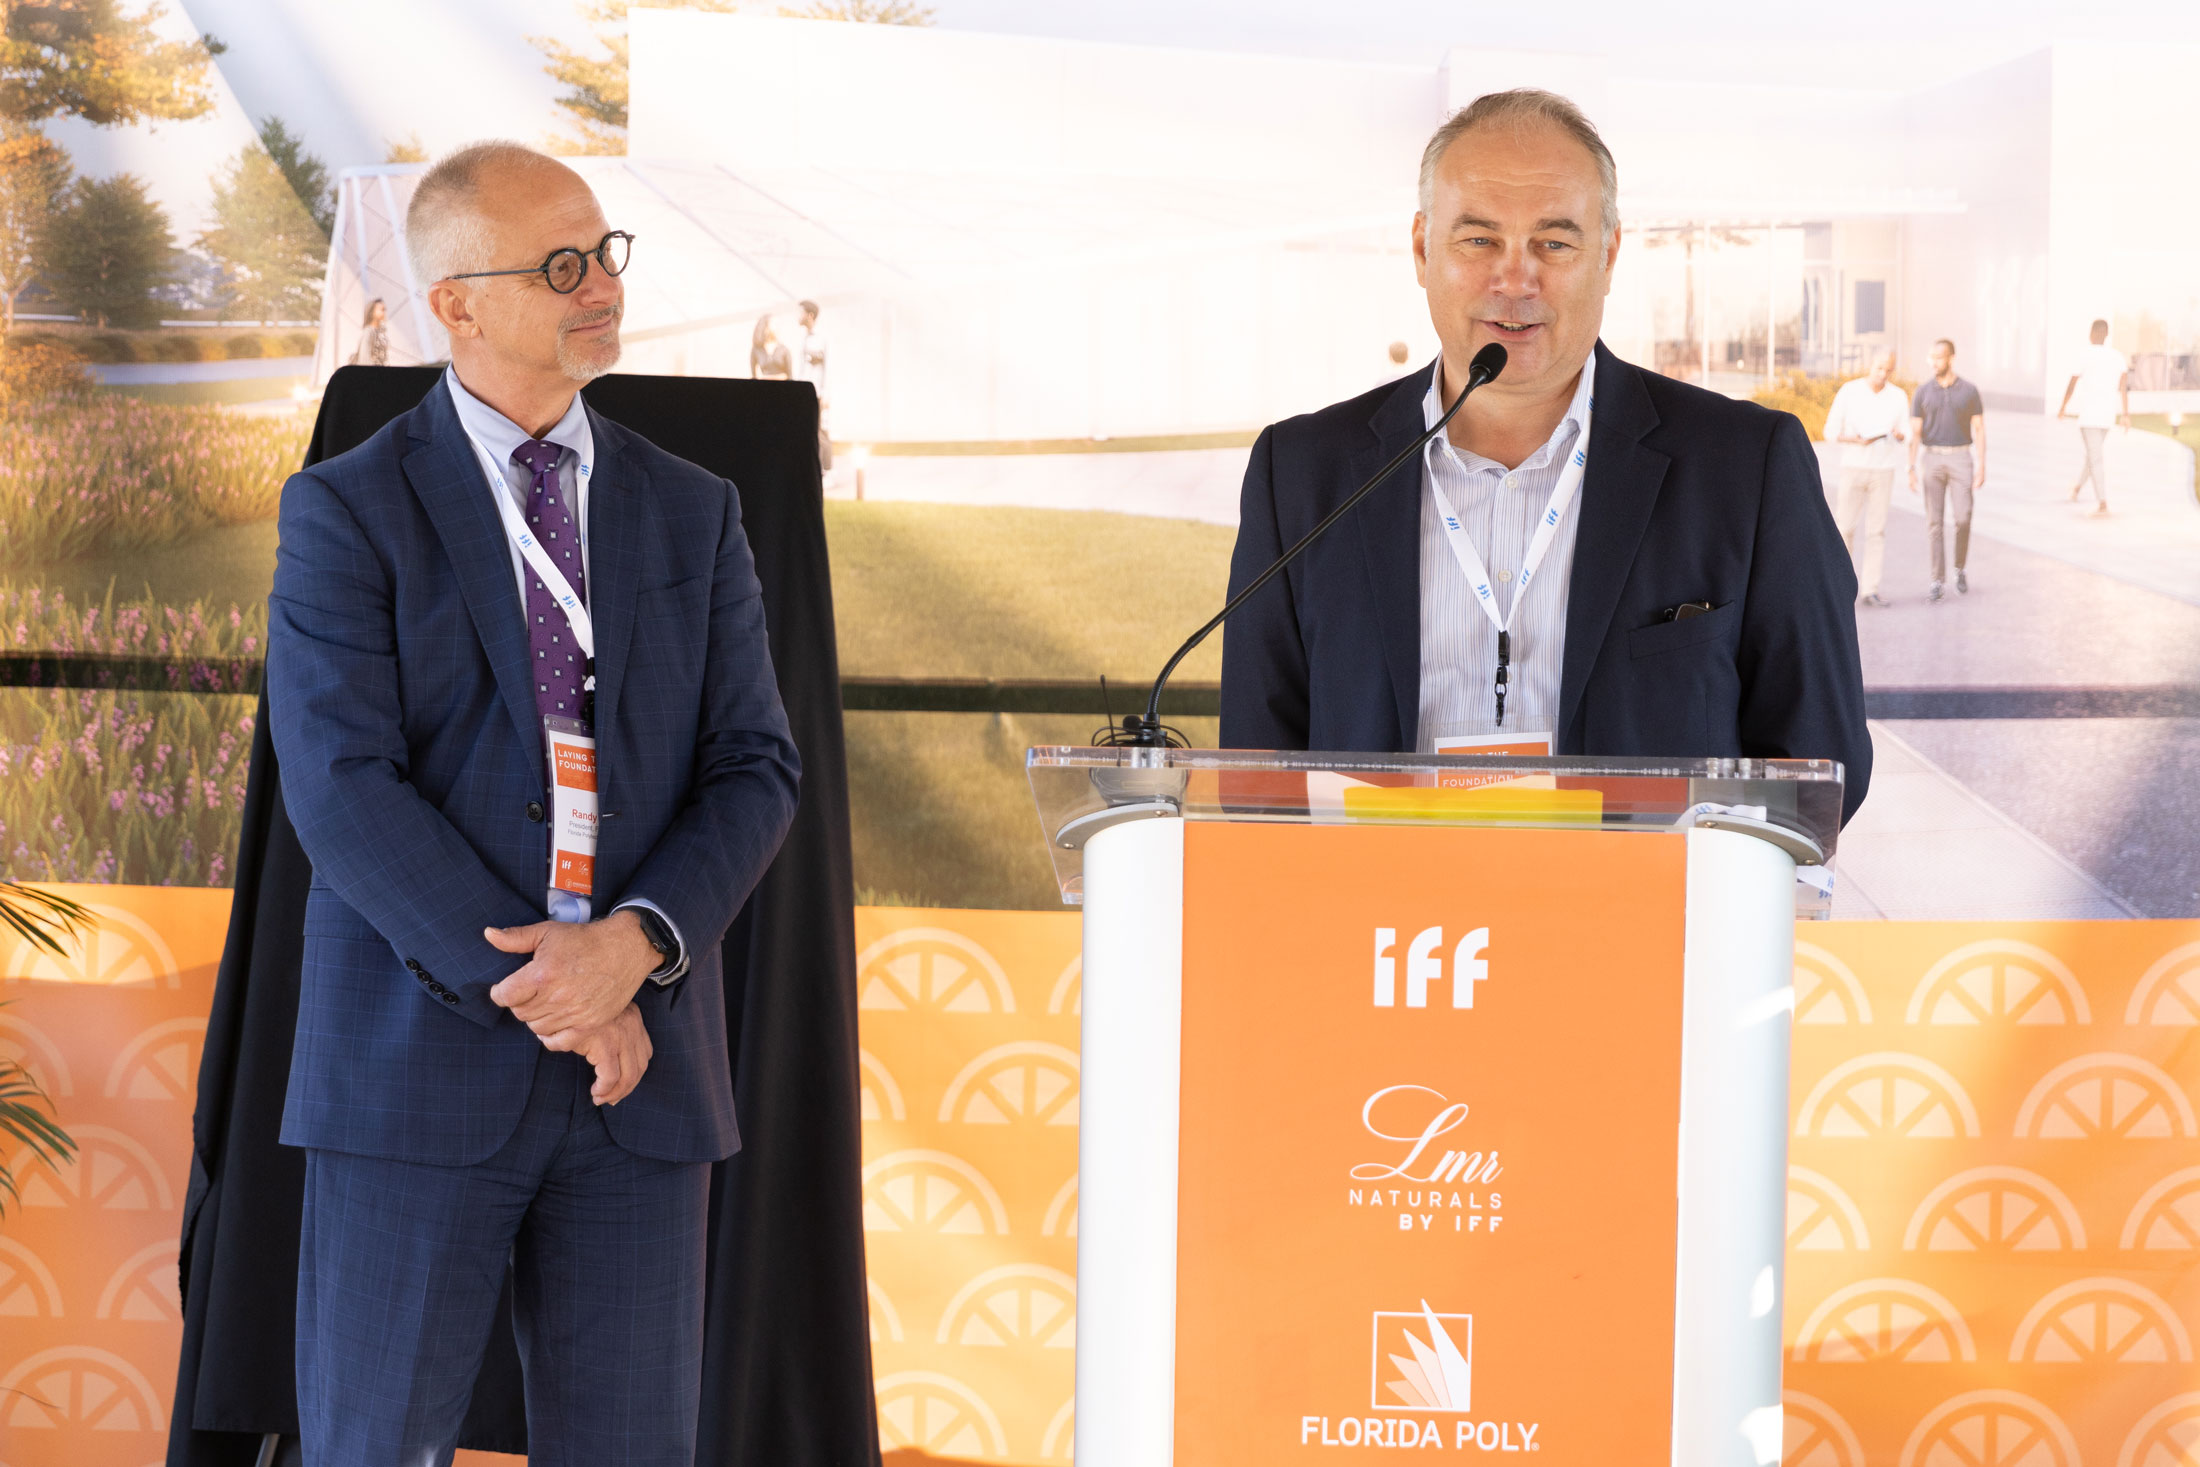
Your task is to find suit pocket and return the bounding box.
[1628,601,1737,659]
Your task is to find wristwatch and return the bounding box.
[630,906,680,983]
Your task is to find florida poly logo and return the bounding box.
[1373,1303,1472,1411]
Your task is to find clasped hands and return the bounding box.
[484,910,661,1106]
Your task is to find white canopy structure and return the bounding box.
[315,152,1430,443]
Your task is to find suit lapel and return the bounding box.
[1354,365,1436,750]
[1557,343,1671,743]
[404,384,546,785]
[581,402,642,740]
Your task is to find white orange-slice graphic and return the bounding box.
[1042,1397,1075,1461]
[1795,1053,1981,1139]
[0,1235,64,1319]
[936,1263,1076,1349]
[95,1239,182,1322]
[1898,1390,2080,1467]
[1906,939,2089,1026]
[2014,1053,2197,1140]
[1788,1166,1872,1252]
[1048,955,1081,1016]
[1903,1166,2086,1254]
[874,1370,1008,1459]
[10,1124,175,1212]
[2009,1277,2193,1363]
[103,1016,204,1100]
[2128,942,2200,1027]
[1791,1279,1977,1362]
[860,1149,1010,1236]
[1042,1174,1078,1238]
[0,1013,71,1097]
[3,902,178,986]
[1781,1390,1867,1467]
[856,928,1015,1013]
[0,1345,166,1435]
[2117,1391,2200,1467]
[2122,1167,2200,1252]
[937,1041,1079,1126]
[858,1048,906,1123]
[1376,1304,1472,1412]
[1794,942,1873,1026]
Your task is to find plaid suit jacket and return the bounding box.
[267,379,801,1166]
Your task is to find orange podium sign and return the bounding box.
[1044,747,1823,1465]
[1175,822,1689,1458]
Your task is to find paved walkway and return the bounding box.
[1812,414,2199,607]
[1830,724,2136,919]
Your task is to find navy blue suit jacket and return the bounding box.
[268,380,801,1167]
[1220,343,1872,822]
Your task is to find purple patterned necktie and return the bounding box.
[513,438,590,730]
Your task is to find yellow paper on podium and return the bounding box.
[1341,782,1603,825]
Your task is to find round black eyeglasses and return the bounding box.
[446,231,633,295]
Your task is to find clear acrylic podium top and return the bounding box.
[1028,747,1846,915]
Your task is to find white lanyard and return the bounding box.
[463,431,596,661]
[1425,400,1592,723]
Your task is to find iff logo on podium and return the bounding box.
[1371,1303,1472,1411]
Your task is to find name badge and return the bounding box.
[1432,729,1554,757]
[546,717,598,895]
[1432,727,1555,793]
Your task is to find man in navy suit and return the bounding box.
[1220,90,1871,822]
[268,141,800,1465]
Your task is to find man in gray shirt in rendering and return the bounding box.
[1908,337,1987,602]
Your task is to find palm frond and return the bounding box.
[0,996,76,1216]
[0,881,95,958]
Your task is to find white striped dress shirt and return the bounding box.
[1415,359,1594,751]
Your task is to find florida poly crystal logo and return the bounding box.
[1372,1303,1472,1411]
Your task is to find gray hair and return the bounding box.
[406,140,558,286]
[1418,89,1619,244]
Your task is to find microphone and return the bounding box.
[1108,342,1507,749]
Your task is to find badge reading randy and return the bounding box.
[545,716,598,895]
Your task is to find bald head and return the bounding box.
[415,140,626,420]
[406,141,577,286]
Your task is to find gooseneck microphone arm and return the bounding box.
[1115,342,1508,748]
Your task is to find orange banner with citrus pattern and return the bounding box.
[4,887,2198,1466]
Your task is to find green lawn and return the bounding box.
[829,501,1238,908]
[2133,414,2200,505]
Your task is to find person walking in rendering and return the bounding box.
[1908,338,1987,601]
[791,298,831,471]
[2057,317,2129,517]
[1823,349,1907,607]
[348,297,390,366]
[751,314,791,379]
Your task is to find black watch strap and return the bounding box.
[631,906,677,972]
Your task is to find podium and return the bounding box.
[1029,748,1844,1465]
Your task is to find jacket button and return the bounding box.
[405,958,422,972]
[442,993,459,1006]
[526,801,545,822]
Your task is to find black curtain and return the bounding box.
[168,367,879,1467]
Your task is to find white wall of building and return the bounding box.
[1899,51,2054,409]
[630,11,1439,182]
[2045,43,2200,406]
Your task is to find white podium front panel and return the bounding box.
[1076,818,1794,1465]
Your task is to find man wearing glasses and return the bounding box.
[267,140,800,1465]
